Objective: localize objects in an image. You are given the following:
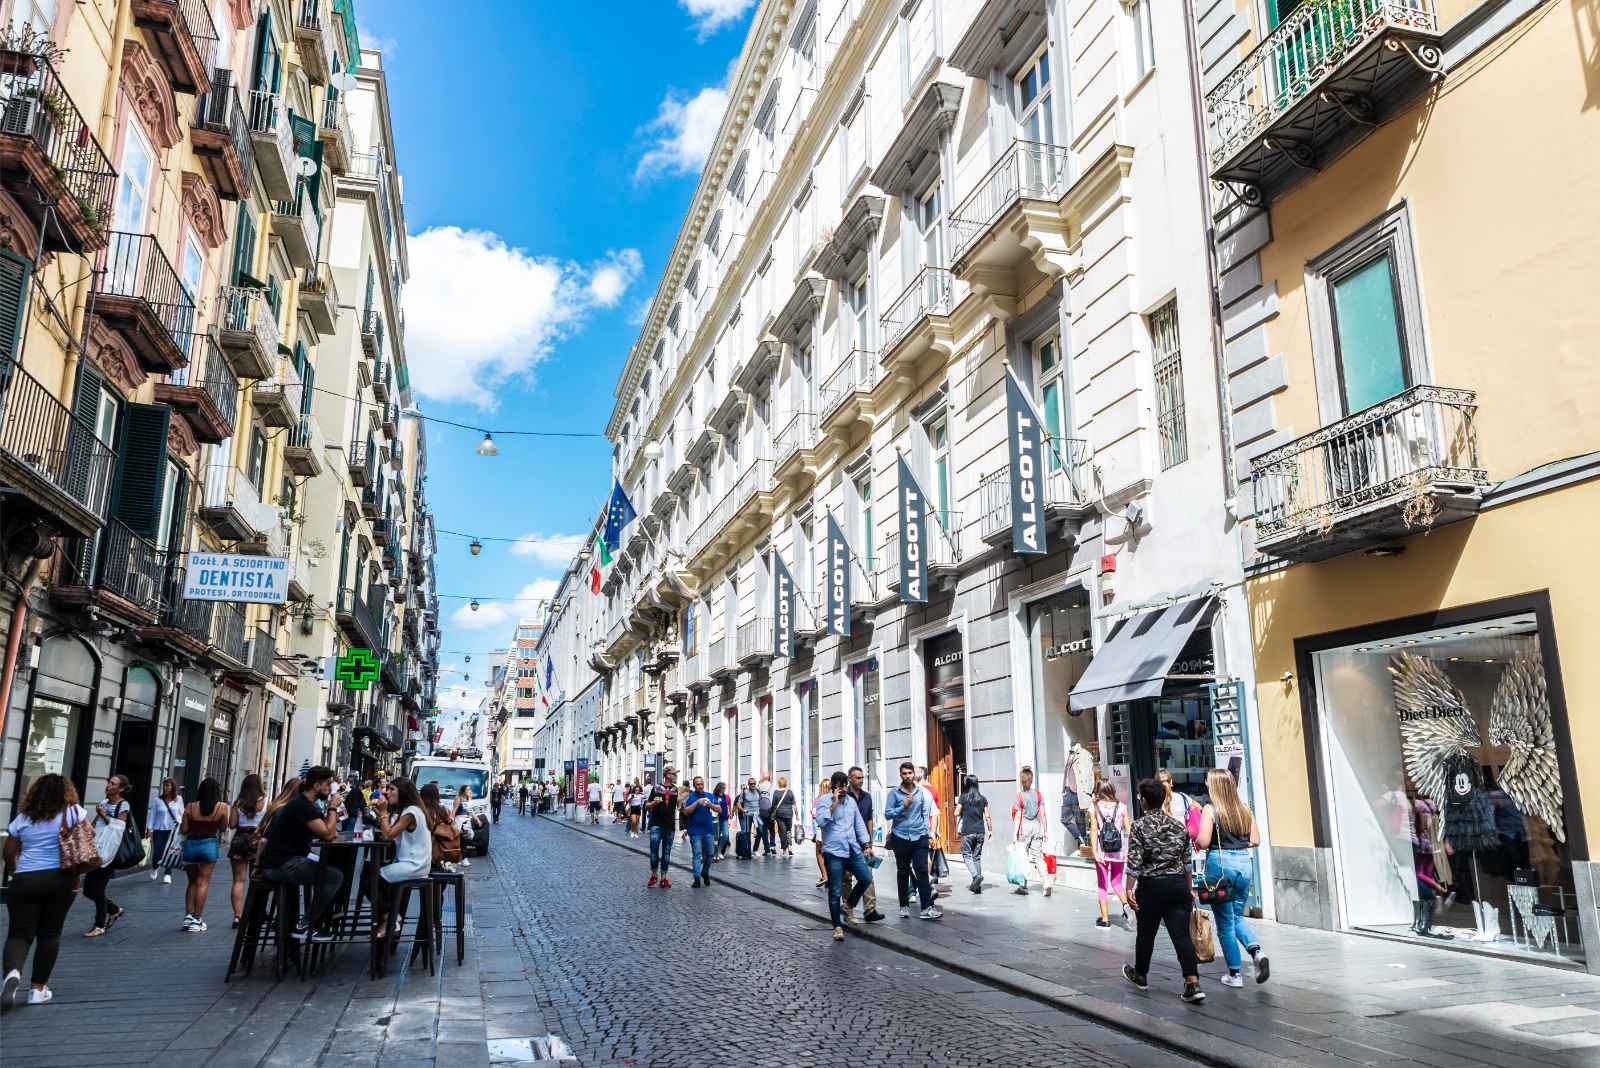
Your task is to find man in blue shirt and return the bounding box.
[681,776,719,888]
[843,766,884,923]
[883,760,941,919]
[813,770,875,942]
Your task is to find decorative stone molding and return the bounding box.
[181,172,226,249]
[870,81,963,196]
[121,41,181,151]
[87,318,146,398]
[0,188,41,262]
[167,408,199,459]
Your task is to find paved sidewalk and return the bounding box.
[552,814,1600,1068]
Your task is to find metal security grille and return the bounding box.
[1151,299,1187,469]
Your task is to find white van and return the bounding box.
[408,748,492,856]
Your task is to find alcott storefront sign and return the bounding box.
[825,512,851,638]
[1005,364,1047,556]
[896,455,927,604]
[183,552,289,604]
[772,554,796,658]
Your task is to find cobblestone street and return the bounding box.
[0,812,1197,1067]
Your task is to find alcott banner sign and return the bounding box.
[825,512,851,637]
[1005,365,1047,555]
[896,455,927,604]
[772,553,796,658]
[183,552,289,604]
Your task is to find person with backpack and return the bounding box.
[227,775,267,929]
[735,777,761,859]
[1197,768,1269,988]
[3,774,90,1009]
[146,779,182,884]
[955,776,992,893]
[420,783,464,867]
[883,761,941,920]
[81,774,136,938]
[1088,780,1130,928]
[1157,768,1201,843]
[1010,766,1053,897]
[1123,777,1205,1004]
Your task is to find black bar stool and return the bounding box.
[225,879,302,981]
[383,878,436,976]
[431,869,467,965]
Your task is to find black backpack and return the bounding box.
[1097,804,1123,854]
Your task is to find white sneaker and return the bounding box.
[1221,972,1244,988]
[899,906,911,917]
[27,987,52,1005]
[919,906,944,920]
[181,914,197,931]
[162,874,172,885]
[1,969,20,1010]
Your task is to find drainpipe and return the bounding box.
[0,558,43,751]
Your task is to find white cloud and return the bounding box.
[635,86,729,182]
[356,22,399,58]
[508,533,588,566]
[447,580,559,632]
[404,228,643,407]
[587,249,643,307]
[680,0,756,37]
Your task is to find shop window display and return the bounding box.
[1313,612,1581,963]
[1027,588,1094,857]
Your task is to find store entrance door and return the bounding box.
[113,718,156,826]
[927,714,966,846]
[175,719,205,798]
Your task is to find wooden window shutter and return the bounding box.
[0,248,32,370]
[111,403,171,540]
[64,360,106,501]
[232,203,257,286]
[166,464,189,555]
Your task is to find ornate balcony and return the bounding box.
[318,92,353,175]
[1249,385,1488,561]
[336,587,380,649]
[346,437,375,487]
[371,357,390,403]
[133,0,217,94]
[251,354,303,428]
[52,520,166,623]
[879,267,955,377]
[773,409,819,485]
[879,510,963,595]
[284,414,325,476]
[299,262,339,334]
[191,70,253,200]
[736,617,775,667]
[231,627,275,683]
[138,558,213,657]
[95,232,196,372]
[0,52,116,255]
[707,635,735,680]
[295,0,338,83]
[949,140,1073,295]
[978,438,1093,547]
[1205,0,1443,204]
[216,286,279,379]
[819,348,880,440]
[272,181,321,269]
[0,357,114,538]
[154,333,237,444]
[207,601,248,670]
[245,89,296,200]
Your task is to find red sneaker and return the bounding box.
[646,874,658,888]
[659,877,672,889]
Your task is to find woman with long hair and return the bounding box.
[1088,779,1130,927]
[710,782,729,858]
[1197,767,1268,988]
[369,778,432,938]
[82,773,135,937]
[1156,768,1198,839]
[955,775,992,894]
[3,774,86,1008]
[146,778,182,884]
[228,774,266,928]
[178,778,229,933]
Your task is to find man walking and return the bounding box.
[517,783,530,816]
[587,778,604,824]
[490,783,503,824]
[884,761,942,920]
[644,767,680,889]
[681,775,718,888]
[842,767,885,923]
[757,775,776,855]
[736,777,762,858]
[815,771,876,942]
[770,777,797,856]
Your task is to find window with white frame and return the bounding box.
[917,182,943,271]
[10,0,57,34]
[1131,0,1156,81]
[842,276,870,356]
[1035,332,1068,472]
[903,0,936,97]
[854,467,874,567]
[840,87,868,193]
[926,414,951,521]
[1149,299,1187,468]
[1015,47,1054,146]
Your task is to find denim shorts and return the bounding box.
[181,835,220,865]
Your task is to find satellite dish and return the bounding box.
[295,156,319,178]
[331,71,358,92]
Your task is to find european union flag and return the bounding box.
[544,656,554,689]
[602,480,637,552]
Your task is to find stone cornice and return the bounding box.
[870,80,963,195]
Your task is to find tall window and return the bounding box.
[804,685,820,789]
[1330,252,1409,413]
[1131,0,1156,80]
[1150,300,1187,468]
[843,277,870,355]
[853,659,882,795]
[927,415,951,520]
[796,518,814,611]
[903,0,936,94]
[917,184,943,270]
[854,469,874,568]
[840,92,868,191]
[1016,47,1057,193]
[1036,333,1068,471]
[155,460,182,552]
[247,424,268,495]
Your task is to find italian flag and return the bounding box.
[589,535,612,594]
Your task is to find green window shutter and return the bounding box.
[166,466,189,555]
[300,354,315,416]
[363,263,375,315]
[111,403,171,540]
[232,204,257,286]
[0,248,31,367]
[64,360,105,501]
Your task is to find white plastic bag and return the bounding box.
[1006,842,1027,886]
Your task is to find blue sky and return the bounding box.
[361,1,755,725]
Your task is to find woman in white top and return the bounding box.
[146,779,182,884]
[82,774,134,937]
[3,774,88,1009]
[370,778,432,939]
[228,774,267,929]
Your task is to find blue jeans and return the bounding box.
[824,851,873,928]
[714,819,728,858]
[649,825,674,874]
[1206,849,1258,971]
[690,834,714,878]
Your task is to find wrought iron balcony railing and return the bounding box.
[879,509,963,591]
[880,267,954,354]
[0,50,116,253]
[0,357,115,528]
[157,332,238,443]
[978,438,1092,546]
[54,520,166,616]
[191,68,254,198]
[1249,385,1488,558]
[98,231,197,369]
[951,140,1071,260]
[819,349,879,424]
[211,601,248,666]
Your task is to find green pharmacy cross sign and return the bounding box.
[337,648,380,690]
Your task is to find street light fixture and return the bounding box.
[477,433,499,457]
[470,599,480,612]
[469,538,482,556]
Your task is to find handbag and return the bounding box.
[1190,907,1217,963]
[93,810,127,869]
[58,809,100,875]
[1193,871,1235,905]
[159,833,186,876]
[930,847,949,880]
[112,817,145,869]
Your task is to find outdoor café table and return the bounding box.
[307,832,393,979]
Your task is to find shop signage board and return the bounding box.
[896,455,928,604]
[1004,365,1047,556]
[183,552,289,604]
[575,758,589,805]
[824,511,851,637]
[772,554,796,657]
[334,649,379,690]
[563,760,575,802]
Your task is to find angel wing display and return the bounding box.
[1389,652,1479,810]
[1068,743,1096,800]
[1488,646,1565,843]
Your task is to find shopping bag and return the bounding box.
[111,819,145,869]
[1043,853,1058,876]
[1005,843,1027,886]
[159,834,185,876]
[930,848,949,879]
[93,815,126,869]
[1190,908,1217,963]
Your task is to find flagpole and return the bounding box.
[896,446,958,557]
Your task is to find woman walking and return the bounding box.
[812,780,831,887]
[1197,768,1269,988]
[3,775,87,1008]
[1123,777,1205,1004]
[1010,766,1053,896]
[1088,780,1130,928]
[955,776,991,893]
[82,774,134,937]
[228,775,266,928]
[711,782,730,858]
[369,779,433,939]
[628,780,645,838]
[179,778,229,933]
[1157,768,1199,841]
[147,779,181,884]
